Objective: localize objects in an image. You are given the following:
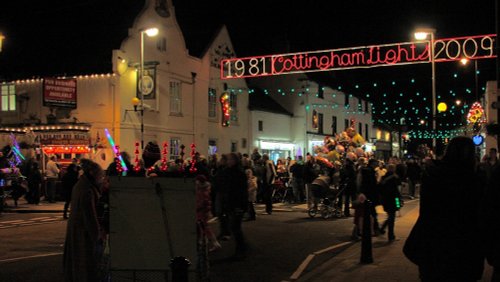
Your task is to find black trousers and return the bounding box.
[381,211,396,239]
[338,190,356,216]
[228,210,246,255]
[247,201,256,219]
[262,183,273,214]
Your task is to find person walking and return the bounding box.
[246,169,257,221]
[379,164,401,241]
[482,158,500,281]
[289,156,305,203]
[28,162,42,205]
[45,156,60,203]
[403,137,484,282]
[340,158,357,217]
[62,163,80,219]
[63,159,104,282]
[223,153,248,259]
[195,175,221,252]
[358,159,381,234]
[406,158,421,199]
[262,154,276,215]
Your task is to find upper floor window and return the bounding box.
[208,88,217,118]
[1,84,16,112]
[157,37,167,52]
[169,81,182,114]
[230,91,238,122]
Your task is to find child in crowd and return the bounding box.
[195,175,221,251]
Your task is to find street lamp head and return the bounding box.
[455,100,462,106]
[460,58,469,65]
[144,28,159,37]
[131,97,141,111]
[414,27,436,40]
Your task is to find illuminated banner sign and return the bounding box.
[220,34,496,79]
[43,78,77,108]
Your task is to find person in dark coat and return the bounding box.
[28,162,43,205]
[359,159,381,232]
[379,164,401,241]
[222,153,248,259]
[404,137,484,282]
[62,163,80,219]
[340,158,357,217]
[63,159,104,282]
[482,160,500,281]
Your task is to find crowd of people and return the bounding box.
[1,137,499,281]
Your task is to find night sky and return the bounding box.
[0,0,497,133]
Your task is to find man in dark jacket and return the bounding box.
[359,159,381,233]
[289,156,305,203]
[340,158,357,217]
[379,164,401,241]
[222,153,248,259]
[406,159,421,199]
[62,163,80,219]
[483,161,500,280]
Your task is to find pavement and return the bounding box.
[1,198,64,213]
[295,200,495,282]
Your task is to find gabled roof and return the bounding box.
[248,88,293,117]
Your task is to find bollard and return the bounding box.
[360,200,373,264]
[170,256,191,282]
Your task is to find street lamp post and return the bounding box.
[138,27,159,150]
[415,28,437,151]
[460,58,479,101]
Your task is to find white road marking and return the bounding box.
[0,252,63,263]
[313,241,353,255]
[30,217,52,220]
[290,254,315,281]
[0,220,25,224]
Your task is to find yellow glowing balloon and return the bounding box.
[437,102,447,112]
[131,97,140,107]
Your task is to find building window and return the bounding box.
[208,139,217,155]
[169,138,181,160]
[231,141,238,153]
[344,94,349,108]
[365,124,369,140]
[229,91,238,122]
[258,120,263,131]
[358,98,362,111]
[358,123,363,136]
[318,113,324,134]
[169,80,182,114]
[1,84,16,112]
[157,37,167,52]
[208,88,217,118]
[344,119,349,130]
[331,116,337,135]
[318,85,324,99]
[365,101,369,113]
[241,138,247,149]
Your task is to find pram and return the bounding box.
[271,176,293,203]
[308,183,345,219]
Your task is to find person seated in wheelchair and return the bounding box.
[310,168,336,209]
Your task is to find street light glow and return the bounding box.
[414,32,429,40]
[144,28,159,37]
[456,99,462,106]
[460,58,469,65]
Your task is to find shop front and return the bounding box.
[259,140,295,163]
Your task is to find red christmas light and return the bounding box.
[115,145,123,173]
[133,141,141,172]
[189,143,197,173]
[161,142,168,171]
[220,93,231,127]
